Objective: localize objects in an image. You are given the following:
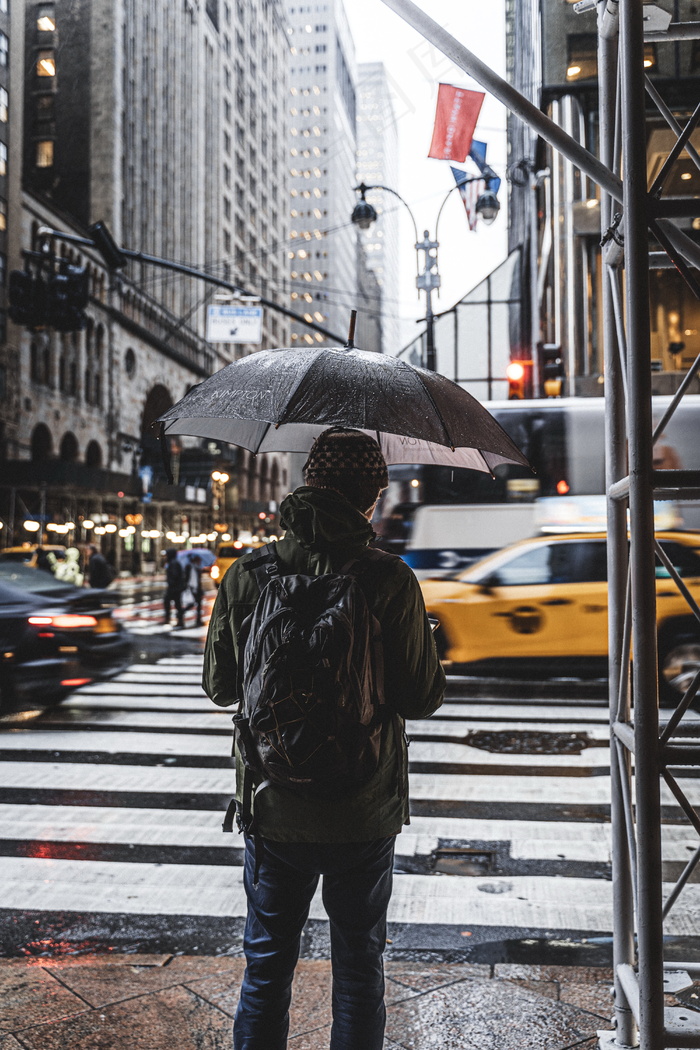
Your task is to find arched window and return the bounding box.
[59,431,79,462]
[86,440,102,469]
[30,423,52,461]
[84,367,92,404]
[58,354,66,391]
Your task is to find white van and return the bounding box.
[402,503,538,579]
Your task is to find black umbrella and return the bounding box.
[156,346,529,473]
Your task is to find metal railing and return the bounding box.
[381,2,700,1046]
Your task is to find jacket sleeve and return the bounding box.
[202,584,238,707]
[380,566,445,721]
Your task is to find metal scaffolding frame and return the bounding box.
[380,2,700,1047]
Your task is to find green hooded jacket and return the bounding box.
[202,486,445,842]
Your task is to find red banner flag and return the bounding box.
[428,84,485,162]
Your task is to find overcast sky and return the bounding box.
[344,0,508,347]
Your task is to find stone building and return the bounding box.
[0,0,293,560]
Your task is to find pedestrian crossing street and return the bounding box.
[111,592,217,635]
[1,656,700,946]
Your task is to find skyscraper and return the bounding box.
[356,61,399,356]
[285,0,358,347]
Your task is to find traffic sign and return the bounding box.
[206,305,263,344]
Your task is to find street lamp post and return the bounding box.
[352,178,500,371]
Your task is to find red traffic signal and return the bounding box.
[506,360,527,400]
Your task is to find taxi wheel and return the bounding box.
[659,633,700,703]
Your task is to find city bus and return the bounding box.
[373,395,700,577]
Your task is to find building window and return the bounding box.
[223,196,231,219]
[0,33,7,68]
[36,94,54,122]
[36,49,56,77]
[0,143,7,176]
[36,139,54,167]
[37,5,57,32]
[0,198,6,231]
[0,88,7,123]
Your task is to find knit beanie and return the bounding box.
[303,428,388,507]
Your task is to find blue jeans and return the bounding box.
[233,834,396,1050]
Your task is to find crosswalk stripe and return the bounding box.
[2,651,697,948]
[0,853,697,935]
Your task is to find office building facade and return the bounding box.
[284,0,360,347]
[506,0,700,396]
[356,61,399,356]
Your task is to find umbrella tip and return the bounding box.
[344,309,357,350]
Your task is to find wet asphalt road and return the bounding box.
[0,591,698,964]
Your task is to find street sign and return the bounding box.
[206,305,263,344]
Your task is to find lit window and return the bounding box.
[566,34,596,80]
[0,87,7,123]
[0,198,6,231]
[0,142,6,176]
[36,50,56,77]
[36,140,54,167]
[37,5,57,32]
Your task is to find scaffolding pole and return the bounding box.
[380,2,700,1047]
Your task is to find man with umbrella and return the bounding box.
[204,427,445,1050]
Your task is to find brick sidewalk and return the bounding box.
[0,954,616,1049]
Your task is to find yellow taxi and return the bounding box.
[210,541,264,587]
[0,544,67,570]
[420,530,700,699]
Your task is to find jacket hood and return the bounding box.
[279,486,374,555]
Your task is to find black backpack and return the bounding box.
[227,543,388,833]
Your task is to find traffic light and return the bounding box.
[540,343,564,398]
[8,270,47,329]
[46,263,89,332]
[506,360,527,400]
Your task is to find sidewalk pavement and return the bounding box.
[0,953,622,1049]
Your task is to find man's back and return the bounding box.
[204,485,444,842]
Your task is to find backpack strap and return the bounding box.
[243,543,281,591]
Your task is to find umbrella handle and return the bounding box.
[344,309,357,350]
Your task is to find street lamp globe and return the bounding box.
[475,189,501,226]
[351,198,378,231]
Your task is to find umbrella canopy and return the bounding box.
[157,346,529,472]
[176,548,216,568]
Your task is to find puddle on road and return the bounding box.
[465,729,593,755]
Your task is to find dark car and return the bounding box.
[0,564,133,713]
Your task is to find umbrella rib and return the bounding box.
[415,372,455,449]
[274,351,325,428]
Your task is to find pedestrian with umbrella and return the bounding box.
[203,427,445,1050]
[159,329,528,1048]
